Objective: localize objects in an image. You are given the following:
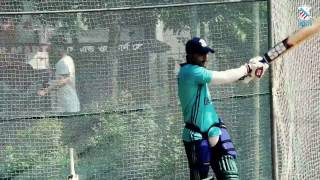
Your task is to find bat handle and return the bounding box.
[259,57,269,64]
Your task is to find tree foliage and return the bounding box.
[0,119,67,179]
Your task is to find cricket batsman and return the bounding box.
[178,37,269,180]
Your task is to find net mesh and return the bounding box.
[270,1,320,179]
[0,1,271,179]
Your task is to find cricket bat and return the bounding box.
[254,19,320,77]
[262,19,320,64]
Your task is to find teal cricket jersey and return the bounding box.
[178,64,221,142]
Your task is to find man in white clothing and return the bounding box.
[38,47,80,113]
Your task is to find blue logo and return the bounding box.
[298,6,312,28]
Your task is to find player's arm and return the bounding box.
[38,60,72,96]
[38,75,70,96]
[195,64,251,85]
[195,65,249,85]
[47,75,70,90]
[211,64,251,85]
[204,57,268,85]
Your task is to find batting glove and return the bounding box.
[248,56,269,79]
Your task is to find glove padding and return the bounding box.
[240,56,269,83]
[249,56,269,78]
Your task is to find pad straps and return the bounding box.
[185,121,226,139]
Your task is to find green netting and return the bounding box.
[270,1,320,179]
[0,0,265,12]
[0,1,271,179]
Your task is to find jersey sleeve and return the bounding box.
[194,67,213,84]
[56,60,70,76]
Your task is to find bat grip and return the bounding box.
[259,57,269,64]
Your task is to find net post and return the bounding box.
[68,148,79,180]
[253,2,261,179]
[267,0,278,180]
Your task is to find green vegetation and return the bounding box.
[0,1,271,179]
[0,119,67,179]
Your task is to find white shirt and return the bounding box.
[54,55,80,113]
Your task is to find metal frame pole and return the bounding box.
[267,0,278,180]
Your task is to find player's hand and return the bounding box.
[37,89,48,96]
[239,56,269,84]
[248,56,269,79]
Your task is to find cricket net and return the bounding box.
[0,1,271,179]
[270,0,320,179]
